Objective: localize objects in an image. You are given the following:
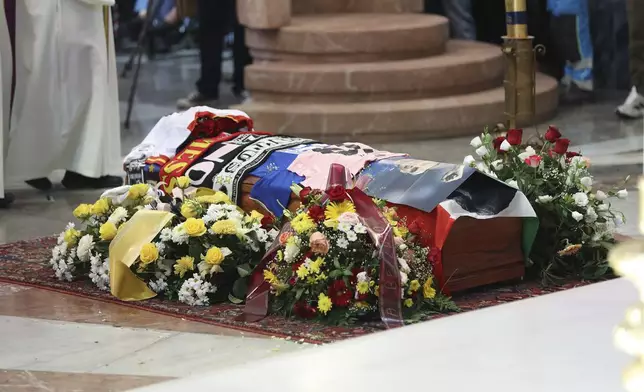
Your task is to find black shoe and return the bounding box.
[0,193,14,208]
[61,171,124,190]
[560,83,595,106]
[177,92,219,110]
[26,178,53,191]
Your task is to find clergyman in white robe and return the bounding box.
[3,0,122,190]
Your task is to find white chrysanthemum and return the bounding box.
[89,254,110,291]
[398,257,411,274]
[149,273,168,294]
[573,192,589,207]
[336,236,349,249]
[284,237,301,263]
[346,231,358,242]
[155,241,167,255]
[160,228,172,242]
[353,223,367,234]
[178,274,216,306]
[267,228,279,241]
[571,211,584,222]
[537,195,553,204]
[171,224,189,245]
[108,207,128,225]
[76,234,95,262]
[255,228,269,244]
[52,248,77,282]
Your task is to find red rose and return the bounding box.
[288,276,297,286]
[408,219,421,235]
[506,129,523,146]
[299,187,312,202]
[544,125,562,142]
[328,280,352,307]
[293,302,317,319]
[566,151,580,159]
[307,205,325,222]
[325,185,348,202]
[492,137,506,152]
[260,215,274,228]
[554,138,570,155]
[428,247,442,266]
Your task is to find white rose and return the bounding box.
[537,195,553,203]
[470,136,483,148]
[595,190,607,201]
[579,177,593,189]
[617,189,628,199]
[475,146,489,157]
[476,162,490,174]
[585,207,598,223]
[463,155,476,166]
[597,203,609,212]
[491,159,504,170]
[572,211,584,222]
[500,139,512,151]
[525,146,536,155]
[506,180,519,189]
[573,192,589,207]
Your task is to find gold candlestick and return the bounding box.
[502,0,537,129]
[609,177,644,392]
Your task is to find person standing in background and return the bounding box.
[616,0,644,118]
[548,0,594,103]
[176,0,251,109]
[0,0,12,208]
[442,0,476,40]
[3,0,123,191]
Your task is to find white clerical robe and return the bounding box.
[0,0,11,198]
[4,0,120,184]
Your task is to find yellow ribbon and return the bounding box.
[109,210,174,301]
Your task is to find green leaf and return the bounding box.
[228,294,244,304]
[236,263,253,278]
[342,269,353,277]
[295,287,305,300]
[188,242,204,259]
[232,277,248,299]
[329,270,343,279]
[333,259,342,269]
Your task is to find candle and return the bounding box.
[505,0,528,38]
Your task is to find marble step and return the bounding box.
[246,14,449,63]
[246,40,505,103]
[235,74,559,143]
[292,0,423,14]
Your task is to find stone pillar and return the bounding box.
[238,0,291,29]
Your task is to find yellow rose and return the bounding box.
[127,183,150,200]
[212,219,237,235]
[180,202,199,219]
[176,176,191,189]
[174,256,195,278]
[139,243,159,265]
[99,222,118,241]
[204,247,225,265]
[196,191,231,205]
[423,277,436,299]
[184,218,207,237]
[90,198,110,216]
[73,204,92,219]
[63,228,81,245]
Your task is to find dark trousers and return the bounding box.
[628,0,644,91]
[196,0,251,98]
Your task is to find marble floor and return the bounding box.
[0,51,643,391]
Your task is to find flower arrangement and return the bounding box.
[260,183,456,325]
[464,126,628,283]
[50,179,277,306]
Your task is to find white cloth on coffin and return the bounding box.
[123,107,252,164]
[0,0,11,198]
[4,0,120,183]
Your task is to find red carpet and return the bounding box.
[0,238,596,344]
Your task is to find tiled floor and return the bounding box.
[0,51,642,391]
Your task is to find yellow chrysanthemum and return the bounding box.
[291,213,316,234]
[127,183,150,200]
[73,204,92,219]
[423,277,436,299]
[263,270,279,286]
[404,298,414,308]
[176,176,191,189]
[204,247,225,265]
[174,256,195,278]
[90,198,110,216]
[409,279,421,292]
[317,293,333,315]
[296,264,310,279]
[276,250,284,262]
[196,191,231,205]
[99,222,118,241]
[393,226,409,238]
[212,219,237,235]
[324,200,356,221]
[357,281,370,295]
[309,257,324,274]
[139,243,159,265]
[184,218,207,237]
[64,228,82,245]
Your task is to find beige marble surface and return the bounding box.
[238,0,291,30]
[0,370,168,392]
[292,0,423,14]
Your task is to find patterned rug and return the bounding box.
[0,237,595,344]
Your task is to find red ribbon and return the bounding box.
[239,164,403,328]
